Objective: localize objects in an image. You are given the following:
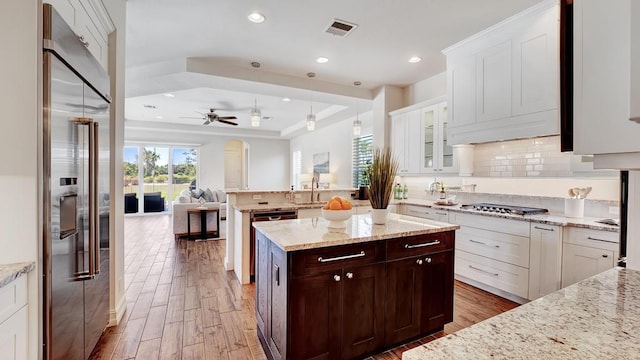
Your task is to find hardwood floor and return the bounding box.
[90,215,518,360]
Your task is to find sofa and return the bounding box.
[144,192,165,213]
[172,188,227,239]
[124,193,138,213]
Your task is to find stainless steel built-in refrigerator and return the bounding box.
[42,4,111,359]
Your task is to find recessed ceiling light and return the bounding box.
[282,98,291,102]
[163,93,175,98]
[156,116,163,119]
[316,57,329,63]
[408,56,422,63]
[248,12,265,23]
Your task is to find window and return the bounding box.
[352,134,373,187]
[292,150,302,189]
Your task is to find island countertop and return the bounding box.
[252,213,459,252]
[402,267,640,360]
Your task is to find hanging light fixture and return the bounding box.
[250,98,261,127]
[306,103,316,131]
[353,112,362,136]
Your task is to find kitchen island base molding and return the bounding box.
[254,217,457,360]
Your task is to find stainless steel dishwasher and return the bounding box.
[250,210,298,281]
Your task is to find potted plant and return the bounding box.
[367,147,399,224]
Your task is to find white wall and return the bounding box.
[290,113,374,189]
[403,72,447,106]
[103,0,127,327]
[0,1,41,358]
[198,136,290,190]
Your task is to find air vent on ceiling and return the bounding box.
[143,104,157,109]
[325,19,358,37]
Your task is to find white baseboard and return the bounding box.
[109,295,127,326]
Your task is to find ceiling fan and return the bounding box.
[181,108,238,126]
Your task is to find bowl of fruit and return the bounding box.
[321,196,353,228]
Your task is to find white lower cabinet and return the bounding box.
[0,276,28,360]
[455,250,530,299]
[401,205,449,222]
[561,228,618,288]
[528,224,563,300]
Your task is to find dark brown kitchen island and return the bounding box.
[253,213,459,360]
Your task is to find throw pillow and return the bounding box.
[179,189,191,197]
[216,190,226,203]
[204,188,215,202]
[177,195,190,203]
[192,188,204,199]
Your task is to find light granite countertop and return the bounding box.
[397,199,619,233]
[225,188,357,195]
[233,199,371,212]
[253,213,459,251]
[0,262,35,288]
[403,267,640,360]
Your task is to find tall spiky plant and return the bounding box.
[367,147,399,209]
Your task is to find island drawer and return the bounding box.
[386,232,454,261]
[290,241,386,277]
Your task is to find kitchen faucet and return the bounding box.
[311,175,318,202]
[428,177,442,196]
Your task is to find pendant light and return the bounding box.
[353,112,362,136]
[250,98,261,127]
[306,103,316,131]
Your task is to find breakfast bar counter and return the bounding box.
[402,267,640,359]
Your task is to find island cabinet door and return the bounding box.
[289,272,342,360]
[255,233,269,336]
[269,244,288,360]
[385,256,424,346]
[421,251,454,333]
[342,262,386,360]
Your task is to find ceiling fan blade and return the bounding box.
[217,116,237,120]
[217,119,238,126]
[203,119,211,125]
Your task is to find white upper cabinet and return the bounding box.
[391,109,422,174]
[476,40,512,123]
[443,0,559,145]
[45,0,115,70]
[421,102,455,174]
[391,98,459,175]
[574,0,640,166]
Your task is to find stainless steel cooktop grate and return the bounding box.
[461,203,548,215]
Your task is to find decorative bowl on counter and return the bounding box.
[322,208,353,228]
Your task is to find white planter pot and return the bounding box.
[371,208,389,225]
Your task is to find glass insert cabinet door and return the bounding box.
[423,107,436,171]
[421,102,455,173]
[441,105,454,169]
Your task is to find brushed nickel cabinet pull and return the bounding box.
[318,250,365,263]
[534,226,554,231]
[416,259,423,265]
[404,240,440,249]
[333,275,341,282]
[469,239,500,248]
[469,265,499,277]
[346,272,354,279]
[274,264,280,286]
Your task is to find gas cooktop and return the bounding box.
[461,203,548,215]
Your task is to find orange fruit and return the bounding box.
[322,204,329,210]
[330,196,343,204]
[328,200,342,210]
[341,200,352,210]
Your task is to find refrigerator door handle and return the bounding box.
[73,117,97,279]
[92,122,100,275]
